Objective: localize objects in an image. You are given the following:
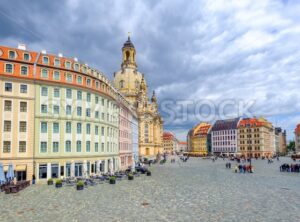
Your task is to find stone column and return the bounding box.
[71,161,75,177]
[47,163,51,179]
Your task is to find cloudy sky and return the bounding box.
[1,0,299,141]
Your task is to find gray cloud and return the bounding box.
[0,0,299,140]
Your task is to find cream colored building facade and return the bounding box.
[113,37,163,160]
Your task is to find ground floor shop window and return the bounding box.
[16,171,27,181]
[75,163,83,177]
[39,164,47,179]
[60,165,64,177]
[66,163,71,177]
[51,164,59,178]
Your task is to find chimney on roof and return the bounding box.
[41,49,47,54]
[18,43,26,50]
[58,53,63,57]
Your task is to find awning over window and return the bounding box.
[15,165,27,171]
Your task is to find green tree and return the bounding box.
[287,141,295,152]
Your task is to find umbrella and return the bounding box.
[6,163,14,182]
[0,163,6,185]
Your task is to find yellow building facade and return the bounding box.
[187,122,211,156]
[113,37,163,160]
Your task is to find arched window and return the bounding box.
[125,51,130,61]
[119,80,125,89]
[144,123,149,143]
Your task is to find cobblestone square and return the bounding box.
[1,157,300,222]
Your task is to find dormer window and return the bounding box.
[82,66,87,73]
[74,63,79,71]
[42,56,49,64]
[65,61,71,69]
[54,58,60,66]
[23,53,30,61]
[9,51,16,59]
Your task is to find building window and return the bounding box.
[86,141,90,152]
[77,91,82,100]
[66,73,72,82]
[41,104,47,113]
[65,141,71,152]
[19,141,26,153]
[41,87,48,96]
[41,122,47,133]
[101,127,105,136]
[4,121,11,132]
[53,105,60,114]
[95,111,99,118]
[39,164,47,179]
[86,108,91,117]
[66,122,71,133]
[66,89,72,98]
[65,61,71,69]
[135,80,139,89]
[95,142,99,152]
[95,96,99,104]
[23,53,30,61]
[87,93,91,102]
[66,105,71,115]
[77,75,82,84]
[20,65,28,75]
[76,141,81,152]
[77,107,82,116]
[82,66,87,73]
[42,56,49,64]
[74,63,79,71]
[53,142,59,153]
[96,81,99,88]
[101,113,105,120]
[53,71,60,80]
[101,143,104,152]
[3,141,11,153]
[41,69,48,78]
[86,124,90,134]
[20,102,27,112]
[20,84,27,93]
[77,123,82,134]
[19,121,27,132]
[53,123,59,134]
[144,123,149,143]
[40,142,47,153]
[54,58,60,66]
[9,51,16,59]
[4,100,12,111]
[54,88,60,98]
[119,80,124,89]
[95,126,99,135]
[86,78,91,86]
[5,64,14,74]
[5,82,12,92]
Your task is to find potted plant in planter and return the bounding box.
[146,170,151,176]
[76,181,84,190]
[47,178,54,185]
[128,173,134,180]
[109,176,116,184]
[55,179,63,188]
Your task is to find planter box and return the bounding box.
[55,183,62,188]
[47,181,53,185]
[109,180,116,184]
[147,171,151,176]
[76,185,84,190]
[128,176,134,180]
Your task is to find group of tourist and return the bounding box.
[234,164,254,173]
[280,163,300,172]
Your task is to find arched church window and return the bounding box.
[125,51,130,61]
[119,80,125,89]
[144,123,149,143]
